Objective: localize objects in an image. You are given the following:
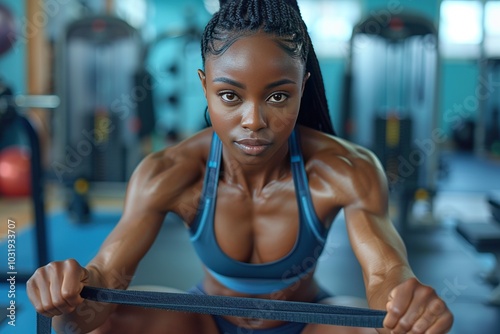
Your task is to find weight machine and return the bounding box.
[341,11,441,234]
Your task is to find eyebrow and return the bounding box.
[265,79,297,89]
[212,77,297,90]
[213,77,245,89]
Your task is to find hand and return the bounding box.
[27,259,90,317]
[383,277,453,334]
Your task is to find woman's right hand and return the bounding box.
[27,259,90,317]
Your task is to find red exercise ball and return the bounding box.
[0,3,17,56]
[0,146,31,197]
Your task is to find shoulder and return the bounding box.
[298,126,388,212]
[133,128,212,181]
[298,126,384,179]
[126,128,214,212]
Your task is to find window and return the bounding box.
[440,0,500,58]
[203,0,219,15]
[485,1,500,56]
[439,0,483,58]
[299,0,361,58]
[115,0,148,29]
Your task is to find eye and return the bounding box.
[219,92,240,103]
[267,93,288,103]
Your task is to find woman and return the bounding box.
[27,0,453,333]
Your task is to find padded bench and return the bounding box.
[488,191,500,223]
[456,191,500,305]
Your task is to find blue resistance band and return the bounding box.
[37,286,386,333]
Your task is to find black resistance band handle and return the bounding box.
[37,286,387,333]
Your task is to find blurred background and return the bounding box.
[0,0,499,333]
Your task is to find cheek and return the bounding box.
[266,101,300,132]
[206,99,239,128]
[268,111,299,133]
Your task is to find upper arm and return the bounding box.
[335,147,414,302]
[86,148,203,289]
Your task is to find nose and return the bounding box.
[241,102,267,131]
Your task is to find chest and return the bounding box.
[179,169,340,264]
[212,179,325,263]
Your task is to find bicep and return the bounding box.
[341,150,410,287]
[87,205,165,289]
[85,146,202,288]
[86,155,170,288]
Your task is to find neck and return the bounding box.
[221,143,290,197]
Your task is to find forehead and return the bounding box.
[205,32,304,79]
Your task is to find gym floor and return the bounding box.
[0,150,499,333]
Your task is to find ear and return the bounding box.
[198,69,207,97]
[301,72,311,96]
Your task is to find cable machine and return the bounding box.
[483,58,500,157]
[53,15,148,221]
[341,11,440,234]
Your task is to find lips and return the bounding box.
[234,138,271,155]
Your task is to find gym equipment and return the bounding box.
[0,146,31,197]
[141,23,205,142]
[37,286,387,333]
[482,58,500,157]
[456,191,500,305]
[53,15,150,218]
[54,15,145,184]
[0,81,16,135]
[452,119,475,151]
[341,11,440,234]
[67,177,91,223]
[491,192,500,223]
[132,67,156,140]
[0,3,16,56]
[13,94,60,109]
[0,86,49,282]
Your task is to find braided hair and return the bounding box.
[201,0,336,136]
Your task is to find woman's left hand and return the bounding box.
[383,277,453,333]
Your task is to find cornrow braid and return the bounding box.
[202,0,335,136]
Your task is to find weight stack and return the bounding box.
[374,114,418,190]
[88,111,126,182]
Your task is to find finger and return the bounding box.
[60,263,88,308]
[50,267,78,314]
[392,285,434,333]
[27,278,54,317]
[426,311,454,334]
[384,284,414,330]
[411,298,451,334]
[35,271,62,317]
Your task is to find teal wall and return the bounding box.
[0,1,26,95]
[360,0,439,22]
[318,59,345,132]
[440,60,481,137]
[149,0,211,34]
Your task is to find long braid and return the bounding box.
[283,0,335,136]
[301,38,336,135]
[202,0,335,136]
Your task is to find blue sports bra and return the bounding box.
[189,128,329,294]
